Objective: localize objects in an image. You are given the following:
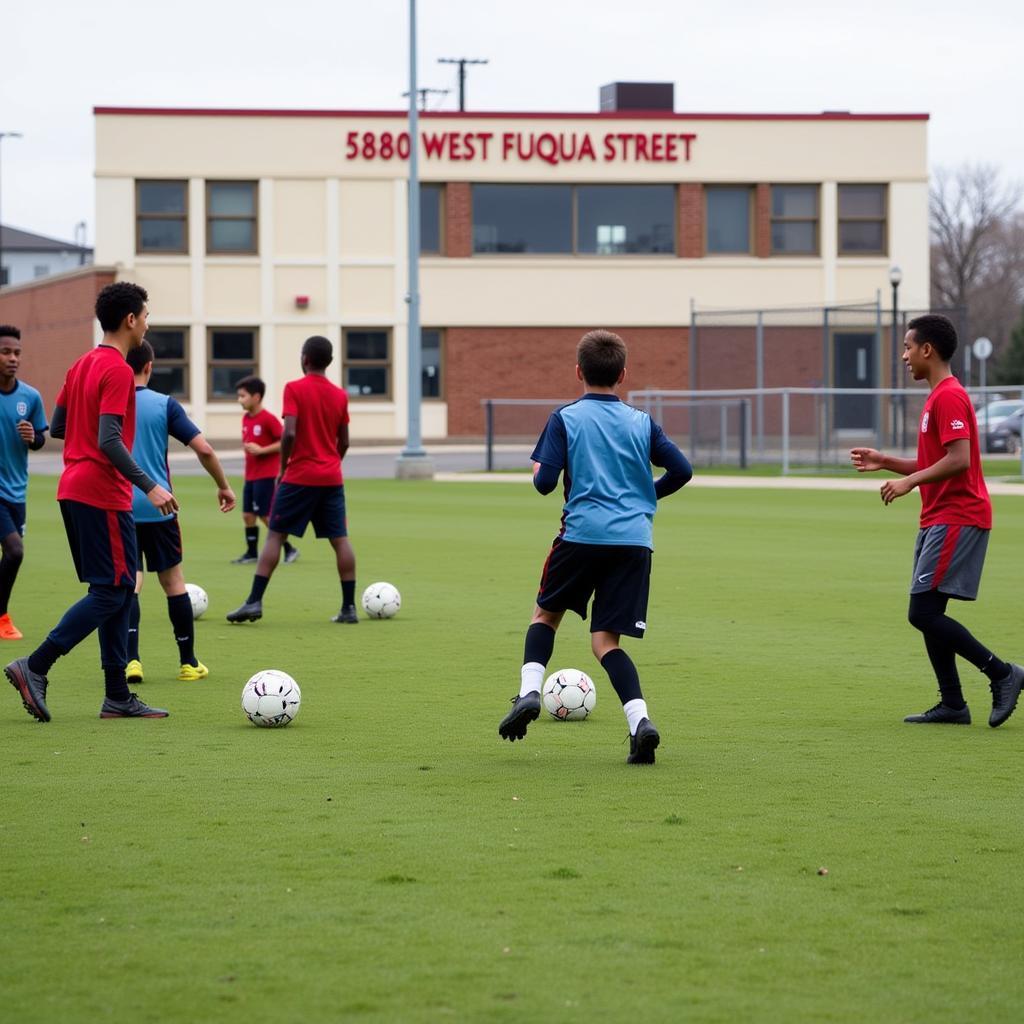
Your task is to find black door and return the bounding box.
[833,332,877,430]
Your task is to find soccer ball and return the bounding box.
[186,583,209,619]
[362,581,401,619]
[542,669,597,721]
[241,670,302,728]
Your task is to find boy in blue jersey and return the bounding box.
[0,326,48,641]
[498,330,692,764]
[125,340,235,682]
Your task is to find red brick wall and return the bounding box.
[754,183,771,258]
[0,268,114,412]
[445,326,689,437]
[445,183,472,257]
[678,184,704,258]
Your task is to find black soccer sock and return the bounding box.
[0,543,24,616]
[982,654,1011,683]
[127,593,141,662]
[104,666,130,703]
[28,638,65,677]
[523,622,556,667]
[167,593,196,667]
[341,580,356,608]
[284,539,296,556]
[909,591,1005,683]
[600,648,643,706]
[245,527,259,557]
[247,574,270,604]
[922,632,965,709]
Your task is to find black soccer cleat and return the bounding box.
[5,657,51,723]
[331,605,359,624]
[231,553,258,565]
[989,663,1024,728]
[226,600,263,623]
[498,691,541,741]
[99,693,169,718]
[627,717,660,764]
[903,702,972,725]
[284,547,301,565]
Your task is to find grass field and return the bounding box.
[2,474,1023,1023]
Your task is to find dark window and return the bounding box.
[421,328,443,399]
[838,184,887,255]
[576,185,675,254]
[421,184,443,254]
[207,182,258,254]
[705,186,752,254]
[208,328,257,398]
[344,330,390,399]
[147,327,189,399]
[770,185,819,255]
[137,180,188,254]
[472,185,572,253]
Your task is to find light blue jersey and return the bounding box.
[131,387,200,523]
[532,394,670,548]
[0,380,47,504]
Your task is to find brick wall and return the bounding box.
[754,184,771,258]
[445,183,472,257]
[0,267,115,412]
[678,184,704,258]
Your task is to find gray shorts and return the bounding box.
[910,525,989,600]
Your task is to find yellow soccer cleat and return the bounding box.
[126,659,144,683]
[0,614,24,640]
[178,661,209,682]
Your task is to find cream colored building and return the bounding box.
[93,104,929,440]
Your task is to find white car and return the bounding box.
[975,399,1024,433]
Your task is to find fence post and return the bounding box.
[485,400,494,472]
[720,403,727,464]
[782,390,790,476]
[755,311,765,456]
[739,400,748,470]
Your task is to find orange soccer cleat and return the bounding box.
[0,614,24,640]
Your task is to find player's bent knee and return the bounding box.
[1,537,24,563]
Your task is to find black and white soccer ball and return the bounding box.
[241,670,301,728]
[185,583,209,619]
[542,669,597,721]
[362,581,401,619]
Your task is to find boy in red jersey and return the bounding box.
[226,336,357,624]
[232,376,298,566]
[851,314,1022,727]
[4,283,176,721]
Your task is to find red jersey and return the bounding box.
[280,374,349,486]
[56,345,137,511]
[242,408,283,481]
[917,376,991,529]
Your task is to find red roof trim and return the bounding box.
[93,106,929,122]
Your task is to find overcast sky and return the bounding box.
[2,0,1021,246]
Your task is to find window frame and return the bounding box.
[420,183,445,255]
[206,180,259,256]
[207,326,259,401]
[769,184,820,257]
[146,325,191,401]
[136,179,189,255]
[343,328,392,401]
[420,327,444,401]
[837,183,888,257]
[703,185,754,256]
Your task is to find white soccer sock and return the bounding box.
[623,698,649,735]
[520,662,545,698]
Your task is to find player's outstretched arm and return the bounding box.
[850,447,917,476]
[880,438,970,506]
[97,412,178,514]
[188,434,236,512]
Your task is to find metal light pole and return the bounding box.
[0,131,24,290]
[889,264,902,446]
[395,0,433,478]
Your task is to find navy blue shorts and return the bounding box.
[136,518,184,573]
[60,499,138,587]
[269,483,347,539]
[243,478,277,516]
[537,537,651,638]
[0,497,26,539]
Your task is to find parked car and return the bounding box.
[986,408,1024,454]
[975,399,1024,435]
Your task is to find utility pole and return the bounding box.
[438,57,489,111]
[0,131,24,290]
[401,87,450,112]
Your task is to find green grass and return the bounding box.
[2,475,1024,1023]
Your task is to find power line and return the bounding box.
[437,58,489,112]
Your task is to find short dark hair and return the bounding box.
[907,314,958,362]
[303,335,333,371]
[577,329,627,387]
[126,339,155,375]
[95,282,148,333]
[0,325,21,342]
[236,375,266,398]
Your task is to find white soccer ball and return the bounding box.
[362,581,401,619]
[186,583,209,619]
[241,670,302,728]
[542,669,597,721]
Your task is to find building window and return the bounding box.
[770,185,819,255]
[576,185,675,254]
[838,184,887,255]
[705,186,752,254]
[33,265,50,279]
[147,327,190,399]
[136,180,188,254]
[208,328,257,399]
[344,329,390,399]
[207,181,258,254]
[472,185,572,253]
[421,184,443,254]
[421,329,443,399]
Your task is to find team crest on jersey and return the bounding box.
[920,411,929,432]
[951,419,965,430]
[254,425,263,436]
[16,401,27,417]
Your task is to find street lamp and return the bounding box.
[0,131,24,290]
[889,264,902,445]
